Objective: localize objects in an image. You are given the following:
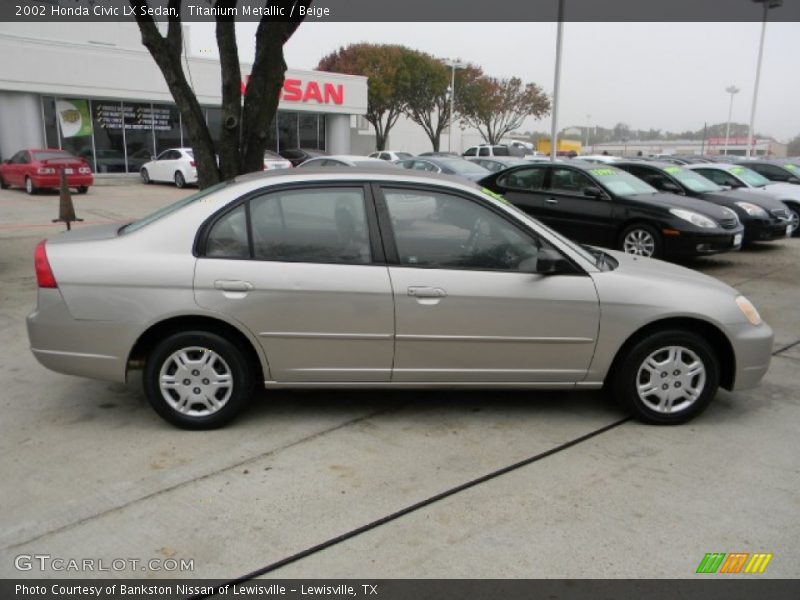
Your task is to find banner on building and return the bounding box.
[56,99,93,138]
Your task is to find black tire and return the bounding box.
[612,329,719,425]
[785,205,799,238]
[77,186,88,194]
[0,174,8,189]
[25,176,36,195]
[143,331,255,429]
[141,168,151,184]
[174,171,186,188]
[619,223,663,259]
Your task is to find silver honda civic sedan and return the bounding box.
[27,169,773,428]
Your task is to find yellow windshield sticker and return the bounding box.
[481,187,511,205]
[785,164,798,171]
[730,167,747,175]
[664,166,683,174]
[590,168,616,176]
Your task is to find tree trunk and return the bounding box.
[216,11,242,181]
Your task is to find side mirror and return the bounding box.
[529,248,571,275]
[150,155,155,161]
[661,181,684,194]
[583,186,605,199]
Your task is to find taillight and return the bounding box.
[34,240,57,288]
[37,167,56,175]
[78,166,92,174]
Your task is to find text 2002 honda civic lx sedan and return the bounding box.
[27,169,773,429]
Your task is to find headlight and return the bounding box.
[736,295,762,326]
[669,208,718,228]
[734,201,768,218]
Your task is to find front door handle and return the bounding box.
[408,286,447,298]
[545,198,559,204]
[214,280,253,292]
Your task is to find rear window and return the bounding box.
[32,151,75,161]
[120,181,229,234]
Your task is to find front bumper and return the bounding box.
[742,216,792,243]
[663,226,745,258]
[727,320,774,391]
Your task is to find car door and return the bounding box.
[539,167,615,246]
[150,150,175,181]
[492,166,548,216]
[194,183,394,382]
[5,151,27,186]
[376,185,600,383]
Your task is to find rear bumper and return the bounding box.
[31,174,93,188]
[27,288,135,383]
[663,227,744,257]
[727,321,774,391]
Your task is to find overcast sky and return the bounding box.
[189,21,800,142]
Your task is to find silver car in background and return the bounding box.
[27,169,773,428]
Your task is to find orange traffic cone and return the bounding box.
[52,167,83,231]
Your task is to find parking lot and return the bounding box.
[0,181,798,580]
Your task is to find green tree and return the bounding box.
[317,44,413,150]
[459,77,550,145]
[129,0,310,187]
[402,54,483,152]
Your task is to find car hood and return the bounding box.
[601,249,734,295]
[624,192,735,220]
[759,182,800,201]
[707,188,789,210]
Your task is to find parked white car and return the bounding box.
[140,148,198,188]
[369,150,414,162]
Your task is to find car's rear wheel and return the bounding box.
[620,223,662,258]
[25,176,36,195]
[612,330,719,424]
[143,331,254,429]
[77,186,88,194]
[174,171,186,188]
[141,168,151,184]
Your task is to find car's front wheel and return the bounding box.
[0,174,8,189]
[141,168,151,184]
[620,223,662,258]
[143,331,254,429]
[174,171,186,188]
[612,329,719,424]
[786,206,799,238]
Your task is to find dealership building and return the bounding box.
[0,23,368,172]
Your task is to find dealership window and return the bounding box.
[278,111,298,151]
[153,104,181,155]
[48,97,94,163]
[42,97,59,149]
[124,102,156,173]
[318,115,326,151]
[299,114,318,149]
[91,100,127,173]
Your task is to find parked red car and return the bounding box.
[0,148,93,194]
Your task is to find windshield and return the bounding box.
[439,159,489,175]
[120,181,229,234]
[587,166,657,196]
[729,166,770,187]
[665,166,722,193]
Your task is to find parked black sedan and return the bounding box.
[733,158,800,185]
[479,162,743,259]
[615,161,791,244]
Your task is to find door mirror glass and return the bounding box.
[661,180,683,193]
[529,248,571,275]
[583,186,605,198]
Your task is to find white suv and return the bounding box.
[463,144,523,158]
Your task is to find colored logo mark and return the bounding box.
[696,552,772,574]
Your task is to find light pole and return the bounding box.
[444,60,466,153]
[723,85,740,156]
[585,114,591,150]
[746,0,782,158]
[549,0,565,162]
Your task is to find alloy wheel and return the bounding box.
[623,228,656,257]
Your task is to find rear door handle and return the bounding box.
[408,286,447,298]
[545,198,559,204]
[214,280,253,292]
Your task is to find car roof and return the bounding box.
[616,160,678,169]
[686,163,736,169]
[231,166,482,189]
